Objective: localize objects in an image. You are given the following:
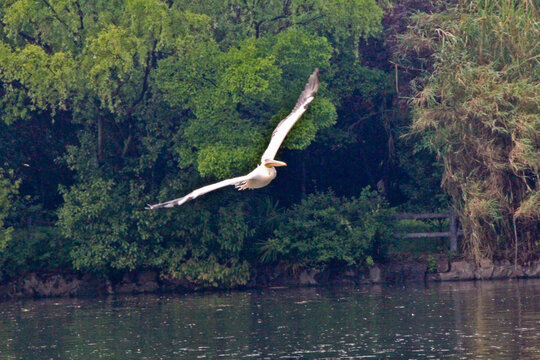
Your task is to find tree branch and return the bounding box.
[122,39,158,158]
[126,39,158,117]
[74,0,84,31]
[0,19,53,54]
[39,0,80,43]
[295,14,324,26]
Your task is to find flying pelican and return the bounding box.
[146,68,320,210]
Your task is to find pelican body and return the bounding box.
[236,159,284,190]
[147,69,320,209]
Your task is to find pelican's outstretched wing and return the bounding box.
[146,175,250,210]
[260,68,320,162]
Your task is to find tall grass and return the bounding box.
[399,0,539,262]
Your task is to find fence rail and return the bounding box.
[392,210,461,252]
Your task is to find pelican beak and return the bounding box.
[265,160,287,168]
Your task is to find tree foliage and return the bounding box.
[4,0,532,286]
[0,0,394,286]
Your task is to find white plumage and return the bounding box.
[147,69,320,210]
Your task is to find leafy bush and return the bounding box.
[0,168,19,276]
[0,226,72,278]
[261,188,393,269]
[0,168,18,250]
[57,178,149,273]
[151,193,254,288]
[57,175,253,287]
[0,169,71,278]
[164,256,251,289]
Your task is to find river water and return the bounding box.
[1,279,539,359]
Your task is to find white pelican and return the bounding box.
[146,68,320,210]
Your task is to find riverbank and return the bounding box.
[2,258,540,300]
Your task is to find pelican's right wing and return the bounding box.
[146,174,251,210]
[260,69,320,162]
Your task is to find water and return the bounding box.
[1,280,539,359]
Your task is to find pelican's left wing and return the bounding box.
[260,68,320,162]
[146,174,250,210]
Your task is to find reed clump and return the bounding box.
[399,0,539,262]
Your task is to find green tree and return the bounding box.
[157,28,337,179]
[0,0,390,286]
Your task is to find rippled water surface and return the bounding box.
[1,279,540,359]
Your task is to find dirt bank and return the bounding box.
[2,259,540,300]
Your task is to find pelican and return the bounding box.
[146,68,320,210]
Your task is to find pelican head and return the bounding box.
[263,159,287,168]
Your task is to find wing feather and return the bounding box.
[147,69,320,210]
[146,175,250,209]
[260,69,320,162]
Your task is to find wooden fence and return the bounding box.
[392,210,462,252]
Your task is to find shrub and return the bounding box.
[0,168,18,253]
[57,175,253,287]
[0,226,72,278]
[261,188,393,269]
[0,168,19,277]
[57,178,147,273]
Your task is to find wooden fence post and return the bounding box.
[392,210,462,253]
[449,208,458,252]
